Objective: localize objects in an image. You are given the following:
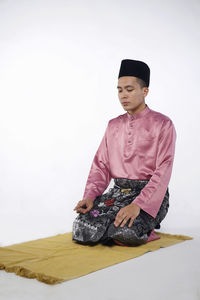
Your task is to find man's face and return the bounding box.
[117,76,149,114]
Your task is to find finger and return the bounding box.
[73,202,82,210]
[84,203,94,213]
[120,216,130,228]
[74,200,87,210]
[116,210,124,218]
[83,207,91,214]
[74,206,82,211]
[128,216,135,228]
[80,204,93,214]
[74,206,79,210]
[76,207,86,214]
[114,209,125,226]
[114,215,124,227]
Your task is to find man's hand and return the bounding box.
[73,198,94,214]
[114,203,141,228]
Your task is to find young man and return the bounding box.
[72,59,176,246]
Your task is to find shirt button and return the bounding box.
[130,124,133,127]
[128,140,131,143]
[131,116,134,120]
[128,132,131,135]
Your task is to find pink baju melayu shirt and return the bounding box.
[82,104,176,218]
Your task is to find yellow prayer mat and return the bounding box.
[0,231,193,285]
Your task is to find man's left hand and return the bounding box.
[114,203,141,228]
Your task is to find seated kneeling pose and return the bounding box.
[72,59,176,246]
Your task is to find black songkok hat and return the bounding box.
[118,59,150,87]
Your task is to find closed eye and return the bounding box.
[118,89,134,93]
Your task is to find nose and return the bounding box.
[119,90,128,99]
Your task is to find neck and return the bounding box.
[127,102,146,115]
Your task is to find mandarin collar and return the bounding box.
[126,104,150,120]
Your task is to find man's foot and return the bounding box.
[113,230,160,246]
[147,230,160,242]
[113,239,131,246]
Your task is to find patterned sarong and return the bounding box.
[72,178,169,246]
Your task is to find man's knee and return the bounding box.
[72,217,104,244]
[107,222,148,246]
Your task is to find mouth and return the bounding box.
[122,102,130,105]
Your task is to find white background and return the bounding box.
[0,0,200,246]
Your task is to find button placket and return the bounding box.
[128,118,134,144]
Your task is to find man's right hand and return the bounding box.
[73,198,94,214]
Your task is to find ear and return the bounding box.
[143,87,149,97]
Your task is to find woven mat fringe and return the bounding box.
[0,264,63,284]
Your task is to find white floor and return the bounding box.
[0,225,199,300]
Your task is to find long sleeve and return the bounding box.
[133,119,177,218]
[82,122,112,201]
